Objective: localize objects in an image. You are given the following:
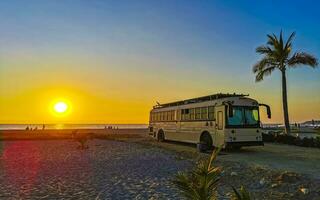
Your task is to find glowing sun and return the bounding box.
[54,102,68,113]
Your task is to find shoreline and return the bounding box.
[0,128,148,140]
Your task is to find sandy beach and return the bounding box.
[0,129,147,140]
[1,129,320,199]
[0,139,190,199]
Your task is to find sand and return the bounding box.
[0,128,148,140]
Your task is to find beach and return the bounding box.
[1,129,320,199]
[0,128,147,140]
[0,139,190,199]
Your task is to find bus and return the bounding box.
[148,93,271,151]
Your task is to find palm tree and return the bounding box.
[253,31,318,135]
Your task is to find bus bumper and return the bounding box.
[226,141,264,148]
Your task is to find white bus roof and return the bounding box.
[153,93,250,109]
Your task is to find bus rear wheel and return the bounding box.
[157,130,165,142]
[199,132,213,152]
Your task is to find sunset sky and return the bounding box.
[0,0,319,124]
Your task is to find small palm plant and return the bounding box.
[253,31,318,134]
[172,148,222,200]
[173,147,252,200]
[232,186,251,200]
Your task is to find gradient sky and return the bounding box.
[0,0,319,124]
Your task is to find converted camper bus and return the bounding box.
[148,93,271,151]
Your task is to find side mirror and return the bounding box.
[259,104,271,119]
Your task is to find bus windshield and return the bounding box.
[227,106,260,127]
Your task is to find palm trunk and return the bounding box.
[281,69,291,135]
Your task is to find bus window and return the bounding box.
[181,110,184,120]
[169,111,173,121]
[208,106,215,120]
[245,108,259,125]
[226,106,259,127]
[177,110,180,121]
[228,107,245,126]
[217,111,223,130]
[201,107,208,119]
[182,109,190,120]
[185,109,190,120]
[195,108,201,119]
[190,108,195,120]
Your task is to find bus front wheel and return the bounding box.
[199,132,213,152]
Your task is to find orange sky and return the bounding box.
[0,1,319,124]
[0,53,319,124]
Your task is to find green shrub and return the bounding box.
[262,133,274,142]
[172,147,252,200]
[294,137,303,146]
[315,137,320,148]
[263,132,320,149]
[301,137,313,147]
[172,148,222,200]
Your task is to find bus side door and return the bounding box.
[214,106,225,147]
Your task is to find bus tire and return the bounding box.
[199,132,213,152]
[157,130,165,142]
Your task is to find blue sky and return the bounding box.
[0,0,319,123]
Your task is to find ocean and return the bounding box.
[0,124,148,130]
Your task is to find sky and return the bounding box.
[0,0,319,124]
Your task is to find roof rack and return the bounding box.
[153,93,249,109]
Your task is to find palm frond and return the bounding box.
[255,45,273,55]
[287,52,318,68]
[208,146,221,170]
[172,147,222,200]
[267,34,277,46]
[172,172,201,200]
[284,32,295,50]
[252,57,277,73]
[232,186,251,200]
[255,66,276,82]
[279,30,284,50]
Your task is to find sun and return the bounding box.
[54,102,68,113]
